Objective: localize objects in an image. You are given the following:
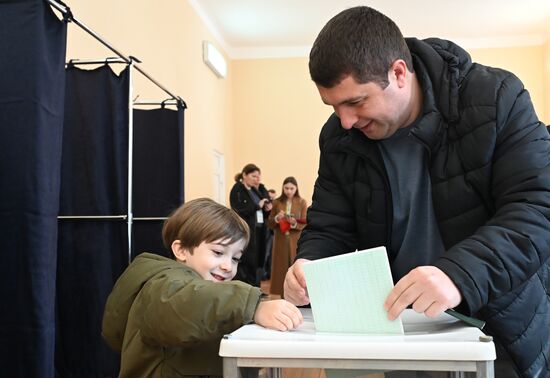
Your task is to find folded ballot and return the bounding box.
[302,246,404,334]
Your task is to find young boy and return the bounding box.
[102,198,303,377]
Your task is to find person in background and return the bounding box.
[230,163,272,286]
[268,177,307,296]
[284,6,550,377]
[268,189,277,201]
[102,198,302,378]
[262,189,278,280]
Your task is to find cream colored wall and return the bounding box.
[64,0,235,202]
[231,58,332,203]
[468,45,548,125]
[63,1,550,204]
[232,45,550,203]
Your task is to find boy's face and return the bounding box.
[173,238,245,282]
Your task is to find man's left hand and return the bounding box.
[384,266,462,320]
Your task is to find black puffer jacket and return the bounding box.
[297,38,550,377]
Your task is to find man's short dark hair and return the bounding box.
[309,6,413,88]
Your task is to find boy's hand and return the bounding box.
[283,259,310,305]
[254,300,303,331]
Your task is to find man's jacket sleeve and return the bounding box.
[435,73,550,314]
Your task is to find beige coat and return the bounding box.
[267,196,308,296]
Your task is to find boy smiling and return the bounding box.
[102,198,302,377]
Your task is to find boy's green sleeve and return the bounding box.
[135,275,262,347]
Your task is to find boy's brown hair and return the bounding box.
[162,198,250,255]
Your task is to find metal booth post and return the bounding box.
[47,0,187,264]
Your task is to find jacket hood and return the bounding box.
[406,37,473,123]
[101,253,191,352]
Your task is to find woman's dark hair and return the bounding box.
[309,6,413,89]
[234,163,261,182]
[277,176,301,201]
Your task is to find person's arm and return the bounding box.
[267,200,283,230]
[254,299,303,331]
[290,198,308,231]
[229,183,258,218]
[387,73,550,319]
[136,276,262,347]
[256,185,272,214]
[442,74,550,314]
[283,258,311,305]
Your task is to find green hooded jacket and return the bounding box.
[102,253,262,377]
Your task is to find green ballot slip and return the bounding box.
[302,246,404,334]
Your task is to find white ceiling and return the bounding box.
[188,0,550,59]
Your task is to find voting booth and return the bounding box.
[220,248,495,377]
[219,308,495,377]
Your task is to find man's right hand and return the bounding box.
[283,258,310,305]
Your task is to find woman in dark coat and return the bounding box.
[229,164,272,286]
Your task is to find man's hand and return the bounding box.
[283,258,310,305]
[384,266,462,320]
[254,299,303,331]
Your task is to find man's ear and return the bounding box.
[389,59,408,88]
[171,240,186,262]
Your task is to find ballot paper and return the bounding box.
[302,246,404,334]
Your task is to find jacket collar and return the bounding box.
[406,37,472,124]
[408,55,445,153]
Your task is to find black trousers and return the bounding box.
[235,225,266,287]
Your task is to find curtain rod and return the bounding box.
[58,215,128,220]
[46,0,187,109]
[133,100,180,107]
[67,57,127,65]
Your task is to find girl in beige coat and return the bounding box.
[268,177,308,296]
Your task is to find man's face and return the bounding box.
[317,72,411,140]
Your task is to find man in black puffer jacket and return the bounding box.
[283,6,550,378]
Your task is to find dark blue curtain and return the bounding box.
[55,65,129,377]
[0,1,67,377]
[132,106,185,259]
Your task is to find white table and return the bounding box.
[219,309,495,377]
